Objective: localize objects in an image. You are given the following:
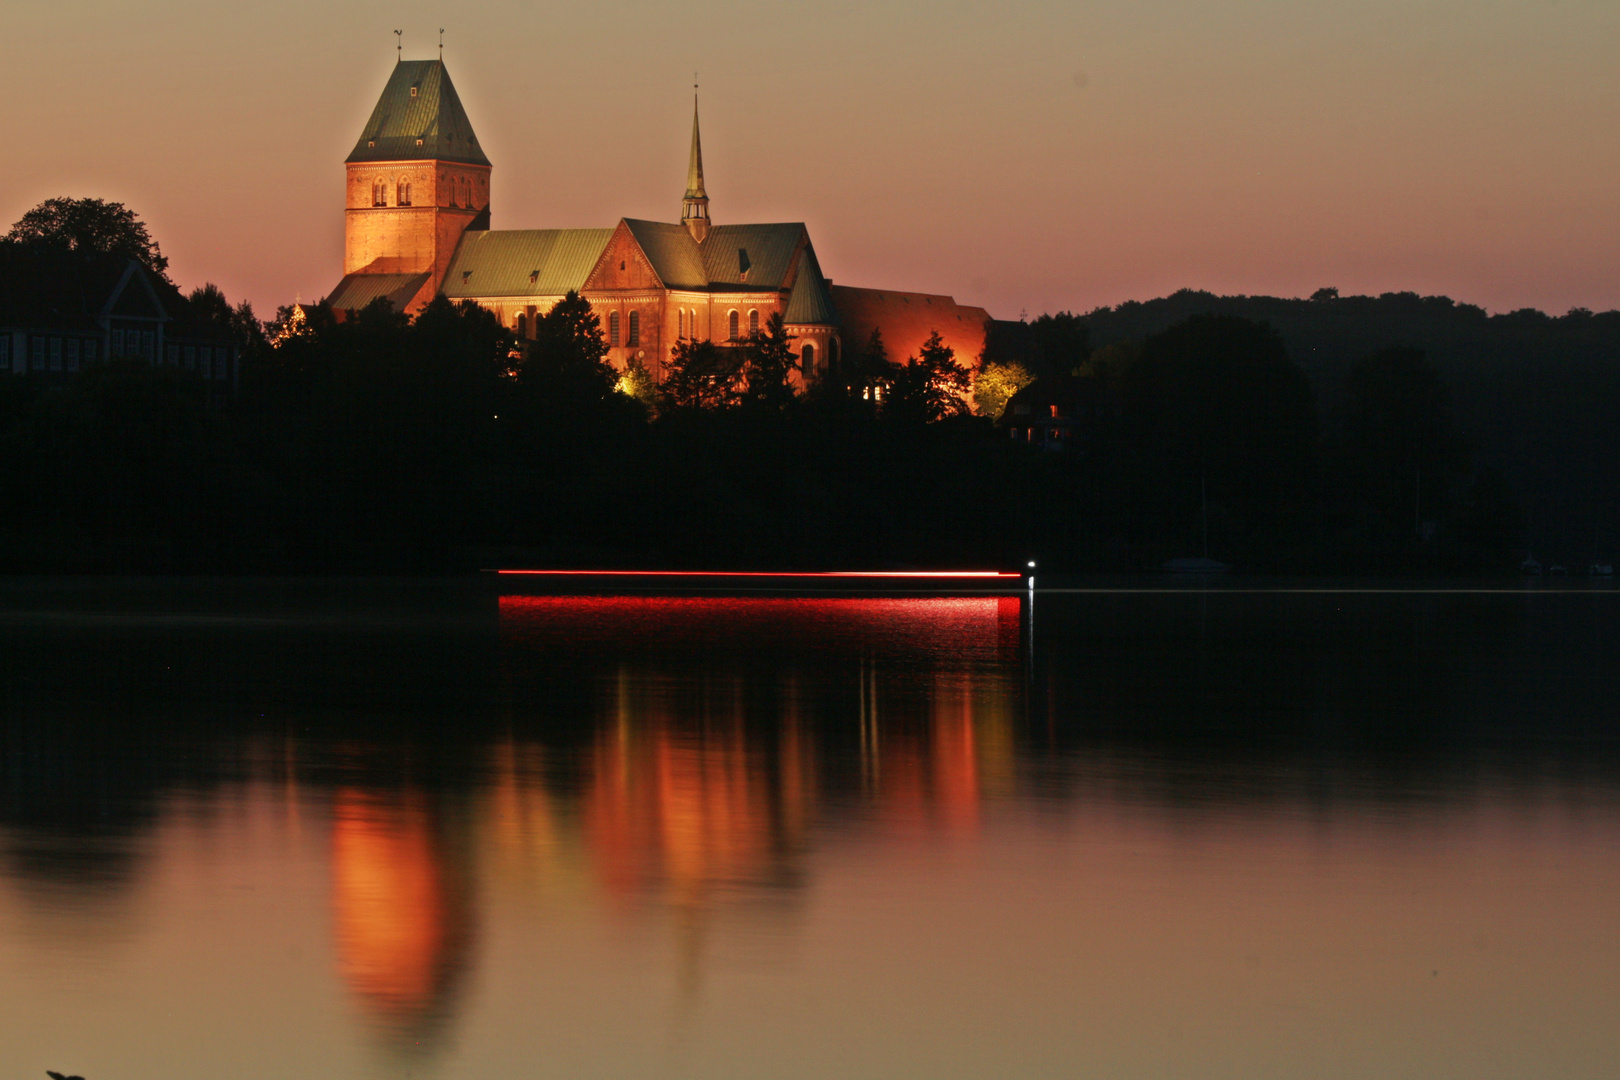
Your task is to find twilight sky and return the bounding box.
[6,0,1617,320]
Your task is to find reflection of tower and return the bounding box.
[329,788,475,1045]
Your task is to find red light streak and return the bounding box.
[494,569,1020,578]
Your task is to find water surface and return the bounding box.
[2,579,1617,1079]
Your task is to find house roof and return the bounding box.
[622,219,708,290]
[0,246,164,330]
[326,272,431,313]
[701,224,805,290]
[346,59,490,167]
[439,228,614,298]
[782,249,836,325]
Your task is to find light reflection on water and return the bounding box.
[1,584,1619,1079]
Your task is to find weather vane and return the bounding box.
[394,29,402,62]
[439,28,445,60]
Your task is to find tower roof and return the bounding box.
[347,59,490,166]
[684,96,707,201]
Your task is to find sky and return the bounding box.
[5,0,1618,321]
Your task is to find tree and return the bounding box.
[515,290,618,403]
[972,361,1034,420]
[660,337,744,412]
[885,331,973,424]
[740,312,798,409]
[1337,346,1465,528]
[5,197,169,278]
[1028,311,1089,378]
[841,327,897,405]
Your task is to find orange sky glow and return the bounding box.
[7,0,1617,321]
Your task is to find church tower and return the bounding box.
[343,59,491,307]
[681,95,711,244]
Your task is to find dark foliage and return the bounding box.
[4,197,169,279]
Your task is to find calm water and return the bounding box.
[2,578,1618,1079]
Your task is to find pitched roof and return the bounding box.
[701,224,805,290]
[622,219,708,290]
[439,228,614,298]
[0,246,163,330]
[782,249,836,325]
[346,59,490,167]
[325,272,431,313]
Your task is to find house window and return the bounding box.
[142,331,154,359]
[609,311,620,347]
[749,310,759,336]
[110,329,123,357]
[199,347,212,379]
[49,338,62,371]
[184,346,196,369]
[627,311,640,347]
[167,344,179,365]
[84,340,97,363]
[66,339,80,371]
[728,310,739,341]
[801,343,815,373]
[31,337,45,370]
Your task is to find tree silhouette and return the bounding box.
[885,331,972,424]
[660,337,744,412]
[740,312,798,410]
[4,197,169,278]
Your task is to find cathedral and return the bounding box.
[326,59,991,384]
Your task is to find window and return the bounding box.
[1050,405,1060,418]
[373,180,386,207]
[84,340,97,363]
[609,311,620,347]
[677,309,683,338]
[201,347,213,379]
[749,310,759,336]
[801,343,814,373]
[216,351,231,380]
[167,344,178,365]
[31,337,45,370]
[728,310,739,341]
[627,310,640,347]
[66,339,80,371]
[49,337,62,371]
[142,331,154,359]
[397,180,411,206]
[111,329,124,357]
[184,346,196,369]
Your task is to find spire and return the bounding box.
[682,85,711,243]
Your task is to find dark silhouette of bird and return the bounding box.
[47,1071,86,1080]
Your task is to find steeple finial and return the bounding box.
[682,80,710,243]
[394,29,401,62]
[439,28,444,61]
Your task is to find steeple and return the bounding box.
[682,91,711,243]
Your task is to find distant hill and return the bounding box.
[1080,290,1620,566]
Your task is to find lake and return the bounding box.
[2,577,1618,1079]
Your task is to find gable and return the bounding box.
[581,221,667,292]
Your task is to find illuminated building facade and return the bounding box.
[326,60,991,384]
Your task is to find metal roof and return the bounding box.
[325,272,430,312]
[782,249,837,326]
[622,219,708,290]
[701,224,805,290]
[439,229,614,298]
[685,96,708,201]
[346,60,490,167]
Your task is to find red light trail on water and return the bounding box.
[494,570,1021,579]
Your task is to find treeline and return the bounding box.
[0,283,1547,573]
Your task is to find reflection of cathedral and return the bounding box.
[326,60,992,384]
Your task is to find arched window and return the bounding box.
[627,310,640,347]
[801,343,815,374]
[728,310,739,341]
[609,311,621,347]
[749,310,760,336]
[372,180,386,207]
[678,309,685,338]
